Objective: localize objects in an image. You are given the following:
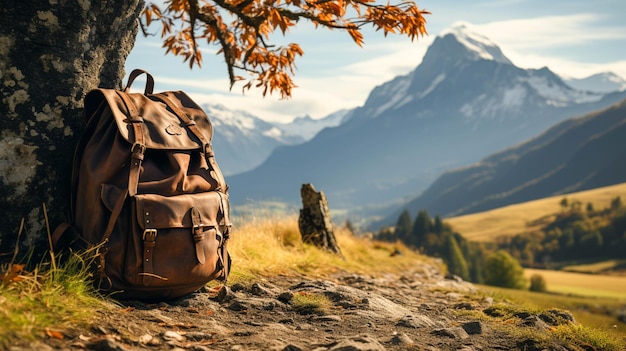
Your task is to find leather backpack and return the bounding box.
[54,69,232,301]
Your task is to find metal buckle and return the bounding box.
[131,142,146,154]
[142,229,157,241]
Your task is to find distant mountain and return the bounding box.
[227,22,626,214]
[379,98,626,226]
[564,72,626,93]
[207,105,349,175]
[276,110,352,141]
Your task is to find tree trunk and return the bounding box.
[298,183,343,257]
[0,1,143,262]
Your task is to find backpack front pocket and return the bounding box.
[124,192,226,288]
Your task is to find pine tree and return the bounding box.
[411,210,432,247]
[443,234,470,280]
[433,215,444,234]
[395,210,413,244]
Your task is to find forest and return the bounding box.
[376,196,626,288]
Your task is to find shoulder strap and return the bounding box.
[124,69,154,95]
[151,94,228,193]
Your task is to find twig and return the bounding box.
[8,218,24,268]
[43,203,57,271]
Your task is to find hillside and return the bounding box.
[3,218,625,350]
[445,182,626,242]
[379,97,626,228]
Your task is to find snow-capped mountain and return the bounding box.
[564,72,626,93]
[206,104,349,175]
[227,22,626,214]
[276,109,352,140]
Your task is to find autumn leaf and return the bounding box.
[1,264,25,285]
[141,0,429,97]
[45,329,65,340]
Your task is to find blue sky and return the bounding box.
[125,0,626,123]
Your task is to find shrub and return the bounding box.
[529,273,547,292]
[484,250,526,289]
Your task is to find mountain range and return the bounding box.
[564,72,626,93]
[222,23,626,220]
[208,105,347,175]
[374,97,626,228]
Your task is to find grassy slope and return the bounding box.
[443,182,626,340]
[445,182,626,242]
[2,216,624,349]
[524,268,626,300]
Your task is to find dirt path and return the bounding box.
[10,263,579,351]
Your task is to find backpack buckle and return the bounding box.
[131,142,146,155]
[142,229,157,241]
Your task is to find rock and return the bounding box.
[162,330,184,342]
[544,309,576,325]
[327,334,386,351]
[228,300,248,312]
[231,283,247,292]
[282,344,304,351]
[86,338,128,351]
[430,327,470,340]
[454,302,474,310]
[396,314,439,328]
[519,316,552,331]
[278,291,295,303]
[138,334,153,344]
[312,315,343,322]
[298,183,343,257]
[390,332,414,345]
[251,282,271,296]
[9,342,53,351]
[462,321,483,335]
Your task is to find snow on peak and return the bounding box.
[439,22,512,65]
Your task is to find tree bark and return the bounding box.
[0,1,143,262]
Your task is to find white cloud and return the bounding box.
[469,14,626,78]
[474,14,626,50]
[127,8,626,123]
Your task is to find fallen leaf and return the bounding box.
[1,264,25,285]
[45,329,64,339]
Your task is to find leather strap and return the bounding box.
[124,69,154,95]
[217,192,232,282]
[51,222,72,249]
[152,94,228,192]
[100,189,129,244]
[142,229,157,284]
[191,207,206,264]
[116,91,145,196]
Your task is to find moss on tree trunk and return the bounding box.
[0,1,143,262]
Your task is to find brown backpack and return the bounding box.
[54,69,232,301]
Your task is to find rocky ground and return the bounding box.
[9,263,582,351]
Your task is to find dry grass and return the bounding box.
[524,268,626,300]
[477,284,626,347]
[227,215,433,283]
[445,182,626,242]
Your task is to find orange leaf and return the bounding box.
[45,329,64,340]
[1,264,25,285]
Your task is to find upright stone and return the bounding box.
[298,183,343,257]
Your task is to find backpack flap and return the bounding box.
[86,89,213,151]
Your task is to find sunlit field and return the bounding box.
[446,182,626,242]
[524,268,626,300]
